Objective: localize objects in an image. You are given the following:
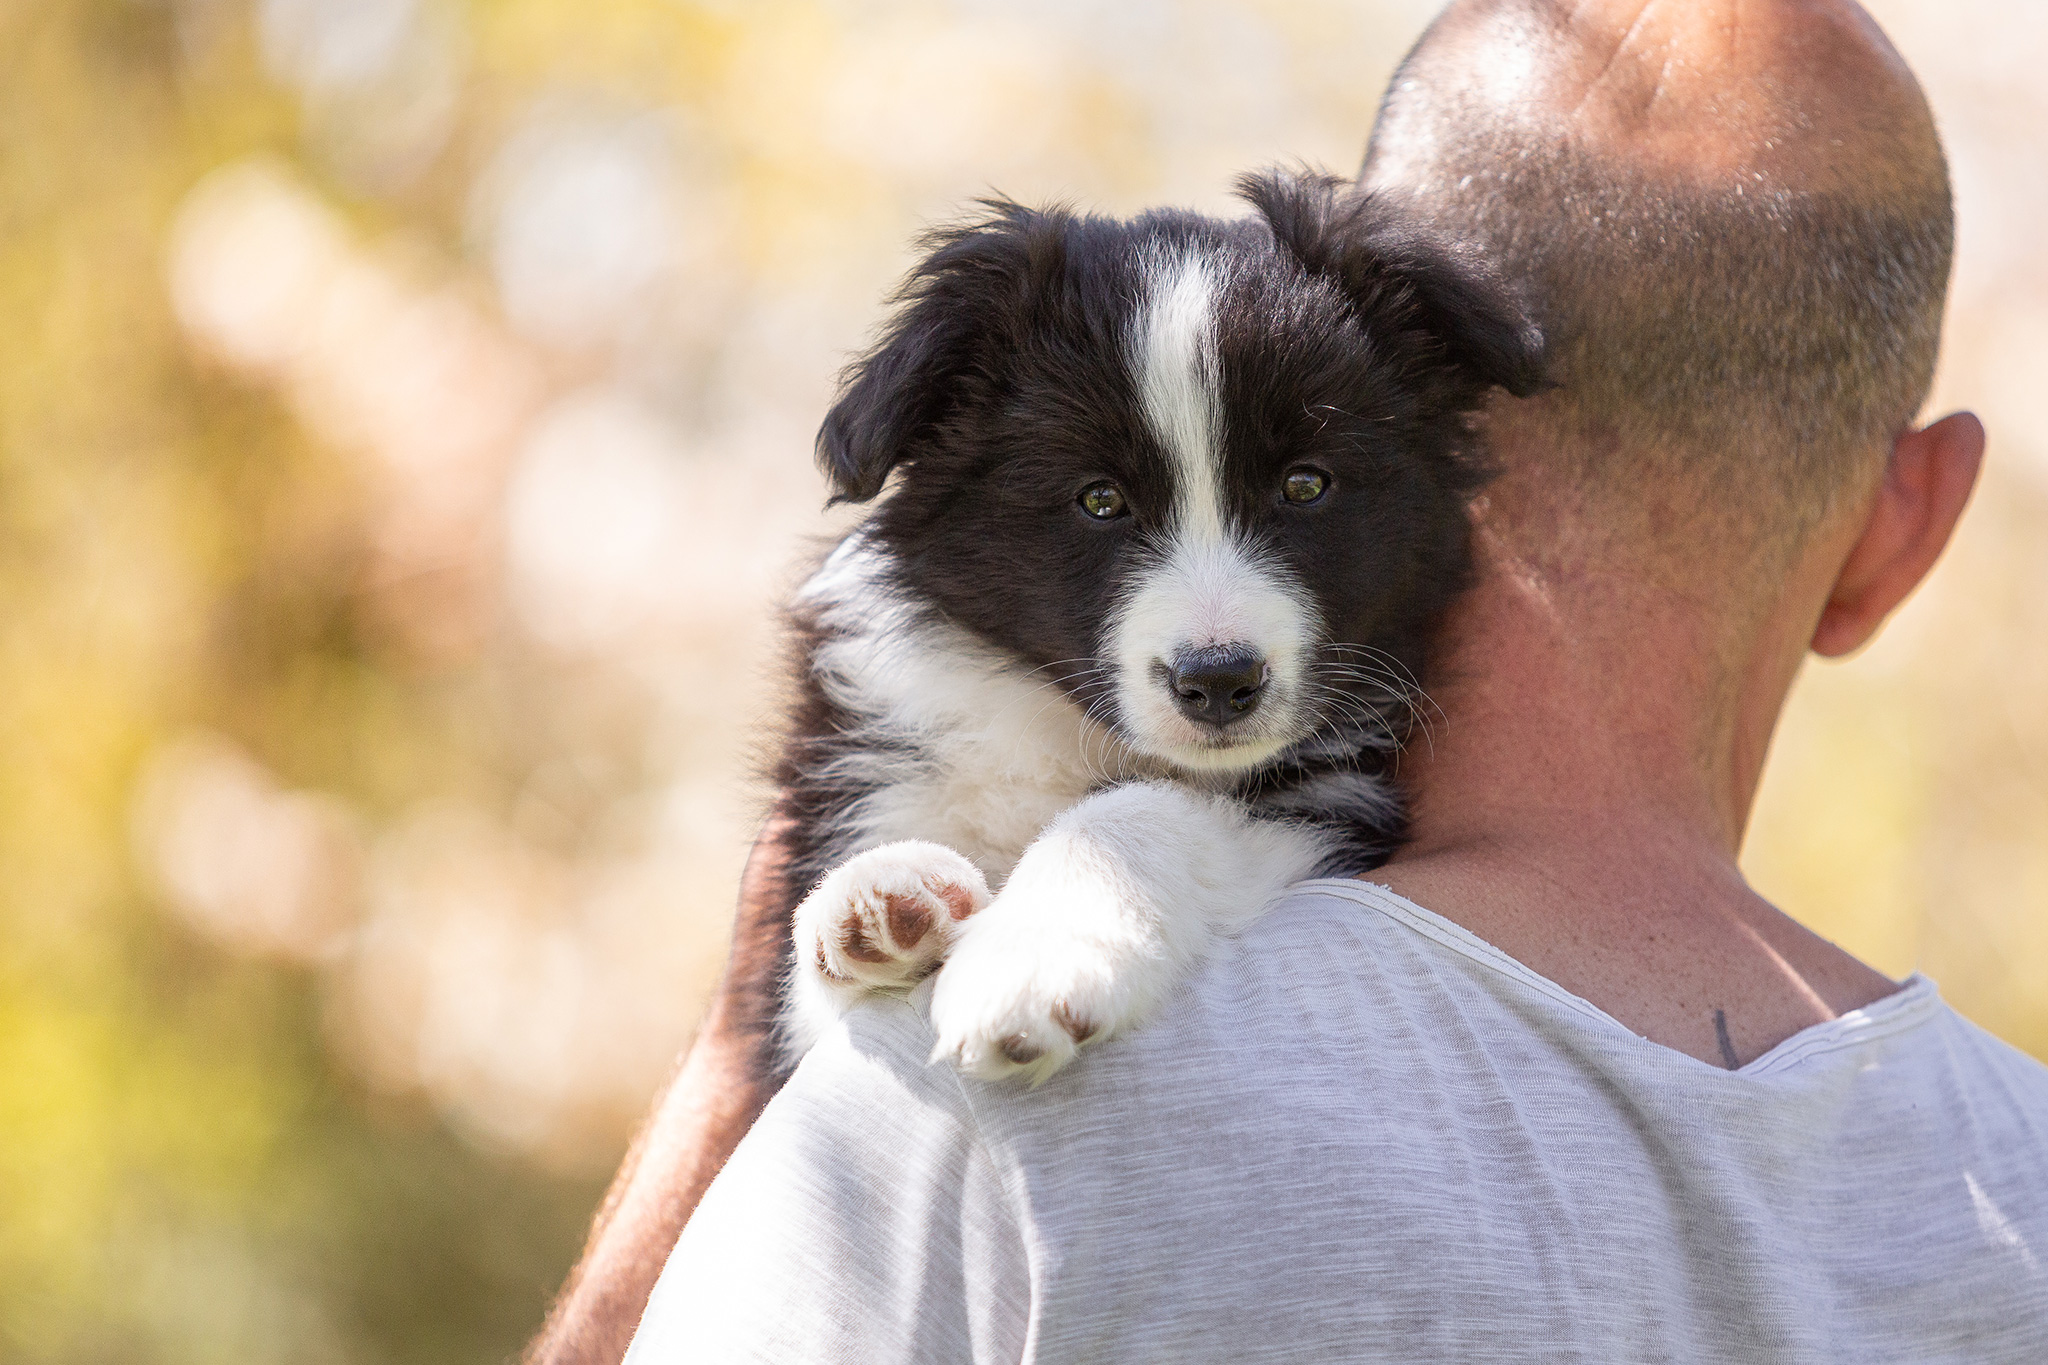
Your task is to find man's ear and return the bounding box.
[817,201,1049,504]
[1238,169,1550,399]
[1811,411,1985,657]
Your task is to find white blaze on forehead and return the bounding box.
[1131,248,1227,544]
[1113,245,1324,772]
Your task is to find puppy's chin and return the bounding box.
[1128,725,1298,775]
[1112,685,1307,776]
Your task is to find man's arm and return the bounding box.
[524,816,798,1365]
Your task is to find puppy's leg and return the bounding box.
[929,781,1331,1083]
[784,841,991,1054]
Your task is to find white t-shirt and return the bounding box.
[627,880,2048,1363]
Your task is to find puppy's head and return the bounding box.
[821,172,1545,775]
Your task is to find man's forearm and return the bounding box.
[522,1014,775,1365]
[525,819,796,1365]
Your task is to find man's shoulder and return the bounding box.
[944,882,1432,1131]
[1922,995,2048,1109]
[638,1001,1027,1363]
[800,881,1408,1127]
[799,992,978,1125]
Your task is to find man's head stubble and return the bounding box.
[1363,0,1955,557]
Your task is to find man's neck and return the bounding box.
[1377,508,1897,1070]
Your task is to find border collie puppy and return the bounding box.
[775,172,1542,1082]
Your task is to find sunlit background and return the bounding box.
[2,0,2042,1360]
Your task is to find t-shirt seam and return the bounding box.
[1287,876,1943,1079]
[1293,878,1624,1029]
[1738,997,1944,1076]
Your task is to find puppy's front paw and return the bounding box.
[927,903,1120,1086]
[795,842,990,1002]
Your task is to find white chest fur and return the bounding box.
[797,534,1163,883]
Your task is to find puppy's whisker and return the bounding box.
[1311,705,1395,755]
[1311,659,1433,748]
[1322,645,1440,735]
[1309,687,1384,724]
[981,659,1116,739]
[1078,693,1130,784]
[1002,666,1119,773]
[1323,642,1423,689]
[1301,682,1404,754]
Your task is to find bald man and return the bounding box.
[545,2,2048,1360]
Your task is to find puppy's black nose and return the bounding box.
[1168,647,1267,728]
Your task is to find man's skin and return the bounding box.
[526,820,795,1365]
[1366,0,1983,1070]
[1376,406,1982,1070]
[527,2,1984,1359]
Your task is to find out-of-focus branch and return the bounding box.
[524,815,796,1365]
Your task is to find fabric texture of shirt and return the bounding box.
[626,880,2048,1363]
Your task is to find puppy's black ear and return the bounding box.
[818,201,1049,504]
[1239,169,1550,399]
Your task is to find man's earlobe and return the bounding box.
[1811,411,1985,657]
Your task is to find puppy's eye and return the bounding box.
[1282,469,1329,505]
[1078,482,1128,520]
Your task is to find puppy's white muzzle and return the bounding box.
[1108,536,1318,773]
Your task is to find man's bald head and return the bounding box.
[1363,0,1953,548]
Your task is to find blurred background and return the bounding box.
[0,0,2041,1359]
